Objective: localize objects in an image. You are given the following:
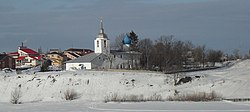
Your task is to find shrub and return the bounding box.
[104,93,163,103]
[64,89,79,101]
[10,88,22,104]
[168,91,222,102]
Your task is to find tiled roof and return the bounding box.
[20,48,38,54]
[17,56,25,60]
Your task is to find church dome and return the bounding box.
[97,32,108,38]
[123,34,131,45]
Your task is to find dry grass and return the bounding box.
[104,93,163,103]
[168,91,222,102]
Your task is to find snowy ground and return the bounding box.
[0,60,250,111]
[0,101,250,112]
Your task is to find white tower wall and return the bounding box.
[94,19,110,55]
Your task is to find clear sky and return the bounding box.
[0,0,249,54]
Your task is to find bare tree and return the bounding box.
[138,38,153,69]
[111,33,125,50]
[149,42,166,71]
[207,49,223,66]
[107,54,115,69]
[193,45,206,68]
[233,49,241,59]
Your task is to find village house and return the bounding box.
[46,49,65,69]
[65,20,141,70]
[8,43,43,69]
[0,53,15,70]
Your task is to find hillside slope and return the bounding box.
[0,60,249,103]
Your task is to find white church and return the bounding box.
[65,20,141,70]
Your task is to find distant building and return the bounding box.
[8,43,44,68]
[63,48,93,60]
[47,49,66,69]
[65,20,141,70]
[0,53,15,70]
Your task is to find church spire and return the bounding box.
[100,18,104,34]
[96,18,108,39]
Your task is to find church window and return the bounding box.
[97,41,99,47]
[104,40,107,48]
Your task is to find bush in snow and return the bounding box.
[104,93,163,103]
[64,89,79,101]
[104,93,144,103]
[104,93,119,103]
[10,88,22,104]
[168,91,222,102]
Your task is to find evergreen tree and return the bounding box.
[128,30,139,51]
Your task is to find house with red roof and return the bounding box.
[8,43,43,68]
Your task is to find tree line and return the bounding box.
[112,31,230,72]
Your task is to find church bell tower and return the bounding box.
[94,19,110,55]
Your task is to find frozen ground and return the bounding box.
[0,101,250,112]
[0,60,250,111]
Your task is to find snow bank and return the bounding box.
[0,60,250,103]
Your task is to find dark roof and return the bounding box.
[65,48,84,52]
[110,50,141,55]
[68,52,80,58]
[47,52,64,56]
[110,50,123,53]
[66,53,102,63]
[0,54,7,61]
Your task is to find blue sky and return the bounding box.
[0,0,249,54]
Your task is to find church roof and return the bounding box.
[97,32,108,39]
[66,53,102,63]
[110,50,142,55]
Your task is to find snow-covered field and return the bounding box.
[0,101,250,112]
[0,59,250,111]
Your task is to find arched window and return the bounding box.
[104,40,107,48]
[97,40,99,47]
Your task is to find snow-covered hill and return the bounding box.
[0,60,250,103]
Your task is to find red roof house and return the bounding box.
[8,45,43,68]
